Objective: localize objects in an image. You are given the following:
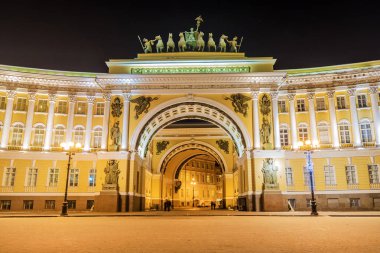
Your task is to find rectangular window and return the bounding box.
[339,125,351,144]
[95,102,105,115]
[3,168,16,187]
[357,94,367,108]
[68,200,76,209]
[285,168,293,186]
[280,127,289,146]
[337,96,346,109]
[23,200,34,210]
[324,165,336,185]
[368,165,379,184]
[278,100,286,113]
[57,101,67,114]
[0,200,11,210]
[89,169,96,187]
[0,97,6,109]
[16,98,27,111]
[69,168,79,187]
[316,97,326,111]
[45,200,56,209]
[26,168,38,187]
[297,99,306,112]
[350,198,360,208]
[345,165,358,185]
[76,102,87,114]
[318,125,330,144]
[206,175,210,183]
[86,200,94,210]
[36,100,48,112]
[48,168,59,187]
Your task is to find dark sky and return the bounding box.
[0,0,379,73]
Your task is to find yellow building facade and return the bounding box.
[0,52,380,212]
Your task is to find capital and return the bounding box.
[122,92,132,102]
[68,94,77,103]
[103,93,112,102]
[28,91,37,101]
[270,92,278,100]
[251,91,259,100]
[87,95,96,104]
[6,90,17,99]
[326,90,335,98]
[347,88,356,97]
[369,86,379,95]
[48,93,57,102]
[287,93,296,101]
[306,92,315,100]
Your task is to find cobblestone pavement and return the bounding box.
[0,215,379,253]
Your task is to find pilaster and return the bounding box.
[84,95,96,151]
[1,90,17,148]
[252,91,260,149]
[287,93,298,149]
[43,93,57,150]
[347,88,362,147]
[22,91,37,149]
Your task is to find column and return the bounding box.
[270,92,281,149]
[347,88,362,147]
[65,94,76,144]
[84,96,95,151]
[307,92,318,145]
[252,91,260,149]
[0,90,16,148]
[121,92,131,150]
[369,86,380,147]
[44,93,57,150]
[22,91,37,150]
[327,90,340,148]
[287,93,298,149]
[101,93,111,150]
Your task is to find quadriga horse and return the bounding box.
[166,33,175,52]
[178,33,186,52]
[219,34,228,52]
[207,33,216,52]
[196,31,205,51]
[155,35,164,53]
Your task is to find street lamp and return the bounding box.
[191,178,196,207]
[298,139,319,216]
[60,141,82,216]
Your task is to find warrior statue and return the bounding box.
[104,160,120,185]
[178,33,186,52]
[260,118,271,144]
[196,31,205,51]
[207,33,216,52]
[167,33,175,52]
[110,121,121,149]
[219,34,228,52]
[142,38,156,54]
[155,35,164,53]
[195,15,204,32]
[228,36,239,53]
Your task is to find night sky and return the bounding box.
[0,0,379,73]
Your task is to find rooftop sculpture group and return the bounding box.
[138,16,243,53]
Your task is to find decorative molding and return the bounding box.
[48,93,57,102]
[326,90,335,98]
[216,139,229,154]
[369,86,379,94]
[87,95,96,104]
[156,141,169,155]
[251,91,259,100]
[130,96,158,119]
[102,93,112,102]
[6,90,17,99]
[111,97,123,118]
[269,92,278,100]
[287,93,296,101]
[68,94,77,103]
[122,92,132,102]
[347,88,356,96]
[306,92,315,100]
[27,91,37,100]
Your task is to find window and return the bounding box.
[26,168,38,187]
[350,198,360,208]
[345,165,358,185]
[339,122,351,144]
[68,200,76,209]
[285,167,293,186]
[36,100,48,112]
[48,168,59,187]
[15,98,27,111]
[206,175,210,183]
[278,100,286,113]
[298,123,308,142]
[288,199,296,210]
[280,125,289,146]
[297,99,306,112]
[45,200,55,209]
[317,123,330,144]
[316,97,326,111]
[3,168,16,186]
[303,166,315,186]
[11,124,24,146]
[23,200,34,210]
[33,125,45,147]
[69,168,79,187]
[89,169,96,187]
[95,102,105,115]
[57,101,67,114]
[73,126,85,145]
[0,200,11,210]
[324,165,336,185]
[368,165,379,184]
[87,200,94,210]
[53,126,65,147]
[337,96,346,109]
[357,94,367,108]
[76,102,87,114]
[360,120,372,143]
[92,127,102,149]
[0,97,6,109]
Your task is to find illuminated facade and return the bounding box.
[0,52,380,212]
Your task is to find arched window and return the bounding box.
[11,123,24,146]
[339,121,351,144]
[92,127,102,149]
[33,124,45,147]
[280,124,289,146]
[317,122,330,144]
[298,123,308,142]
[360,119,372,143]
[73,126,85,145]
[53,126,65,147]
